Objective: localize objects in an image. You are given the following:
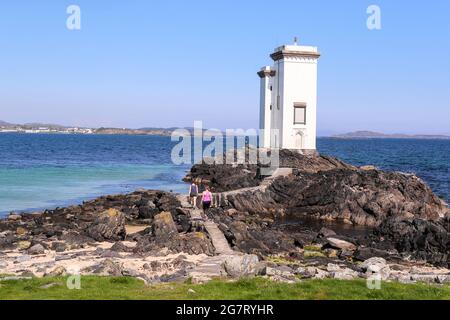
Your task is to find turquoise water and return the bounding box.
[0,164,186,213]
[0,134,190,216]
[0,134,449,216]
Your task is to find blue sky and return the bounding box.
[0,1,449,135]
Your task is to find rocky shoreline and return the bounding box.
[1,150,449,285]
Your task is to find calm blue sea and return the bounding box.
[0,133,448,216]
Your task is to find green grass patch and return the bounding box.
[266,256,298,266]
[0,276,449,300]
[303,245,323,252]
[303,251,326,258]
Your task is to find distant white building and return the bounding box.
[258,40,320,152]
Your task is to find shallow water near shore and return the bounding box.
[0,134,449,216]
[0,134,190,216]
[276,216,374,238]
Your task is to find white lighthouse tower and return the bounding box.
[258,40,320,153]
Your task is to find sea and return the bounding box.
[0,133,448,217]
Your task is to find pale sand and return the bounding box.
[0,242,208,280]
[125,225,149,235]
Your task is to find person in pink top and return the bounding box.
[201,187,213,211]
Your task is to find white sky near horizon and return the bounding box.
[0,1,449,136]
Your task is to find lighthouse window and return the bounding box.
[294,105,306,124]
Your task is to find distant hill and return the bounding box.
[0,120,66,129]
[1,120,224,136]
[96,127,223,136]
[0,120,14,127]
[94,127,173,136]
[332,131,450,140]
[22,122,67,129]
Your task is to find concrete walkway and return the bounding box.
[178,167,293,254]
[203,220,234,255]
[177,168,293,282]
[176,194,234,255]
[176,195,237,282]
[211,167,293,206]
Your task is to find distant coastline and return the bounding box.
[2,121,450,140]
[0,120,174,136]
[330,131,450,140]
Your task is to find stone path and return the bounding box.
[177,194,234,255]
[203,220,234,255]
[176,195,237,282]
[178,167,293,255]
[178,168,293,282]
[212,167,293,205]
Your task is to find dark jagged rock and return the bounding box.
[86,209,126,242]
[27,244,45,255]
[318,227,337,238]
[0,190,181,247]
[59,232,94,247]
[0,233,16,251]
[353,247,393,261]
[152,212,179,243]
[278,149,355,172]
[375,217,450,267]
[183,149,355,193]
[85,259,123,276]
[173,232,215,256]
[185,150,448,228]
[184,162,260,192]
[207,208,299,256]
[50,242,68,252]
[130,212,214,256]
[193,149,449,267]
[223,167,448,227]
[110,241,134,253]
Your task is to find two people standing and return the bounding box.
[189,180,213,212]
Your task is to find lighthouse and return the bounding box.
[258,40,320,153]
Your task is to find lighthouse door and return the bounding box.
[295,131,304,150]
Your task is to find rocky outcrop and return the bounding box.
[326,238,357,251]
[207,208,299,256]
[0,190,182,251]
[223,254,260,278]
[27,243,45,255]
[273,169,448,225]
[206,201,450,268]
[0,192,215,263]
[183,149,355,193]
[185,150,448,229]
[376,217,449,267]
[86,209,126,241]
[152,212,179,243]
[130,211,215,256]
[220,167,448,227]
[184,162,260,192]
